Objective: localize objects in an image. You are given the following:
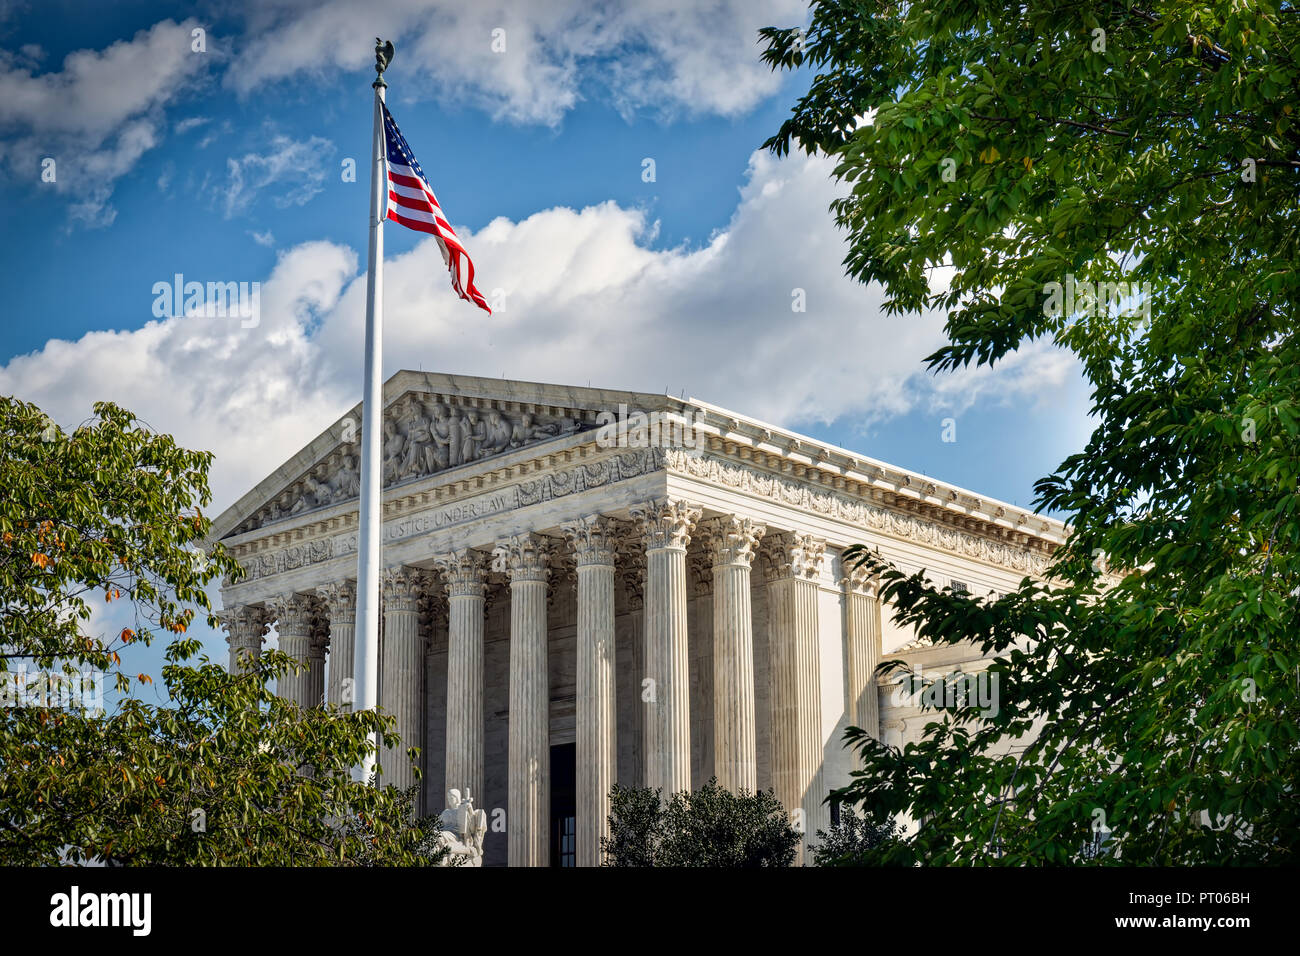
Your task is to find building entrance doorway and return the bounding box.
[550,743,576,867]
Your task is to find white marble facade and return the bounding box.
[211,371,1066,866]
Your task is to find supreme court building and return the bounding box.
[210,371,1066,866]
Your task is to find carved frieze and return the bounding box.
[665,449,1051,576]
[229,448,665,585]
[232,392,591,535]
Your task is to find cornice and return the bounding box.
[664,447,1056,576]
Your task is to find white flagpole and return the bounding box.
[353,38,393,783]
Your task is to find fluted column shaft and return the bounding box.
[765,533,828,864]
[436,550,488,806]
[270,595,317,707]
[702,516,766,792]
[844,569,882,743]
[219,606,269,675]
[496,534,551,868]
[564,517,618,867]
[633,499,701,798]
[380,568,426,799]
[318,581,357,709]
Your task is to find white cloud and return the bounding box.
[174,115,211,134]
[249,229,275,247]
[228,0,807,126]
[0,147,1082,513]
[0,18,211,226]
[220,134,334,218]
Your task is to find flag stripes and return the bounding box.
[381,101,490,314]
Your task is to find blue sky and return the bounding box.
[0,1,1092,696]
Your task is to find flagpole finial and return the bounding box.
[373,38,395,88]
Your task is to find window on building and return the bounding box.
[555,815,576,868]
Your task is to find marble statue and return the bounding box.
[331,453,360,501]
[436,788,487,867]
[431,404,457,469]
[400,399,436,478]
[461,410,484,463]
[382,420,406,484]
[483,409,512,454]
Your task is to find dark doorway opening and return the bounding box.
[550,742,576,867]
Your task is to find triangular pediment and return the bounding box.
[212,371,671,541]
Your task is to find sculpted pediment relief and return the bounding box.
[229,391,591,536]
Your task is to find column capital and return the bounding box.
[562,515,620,567]
[630,498,701,552]
[433,548,490,597]
[492,533,553,583]
[217,605,270,643]
[762,531,827,582]
[316,579,358,615]
[698,514,767,569]
[841,559,880,597]
[267,593,320,634]
[381,566,427,613]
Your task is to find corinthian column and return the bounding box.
[562,516,618,867]
[763,531,828,863]
[843,562,882,744]
[699,515,766,793]
[433,548,488,807]
[268,594,318,706]
[494,534,552,868]
[631,498,701,798]
[379,567,427,798]
[317,580,357,709]
[218,605,269,675]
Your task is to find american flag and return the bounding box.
[382,101,490,314]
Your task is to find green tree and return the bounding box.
[810,812,905,866]
[602,779,799,867]
[0,397,442,865]
[761,1,1300,864]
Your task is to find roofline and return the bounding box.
[209,370,1069,546]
